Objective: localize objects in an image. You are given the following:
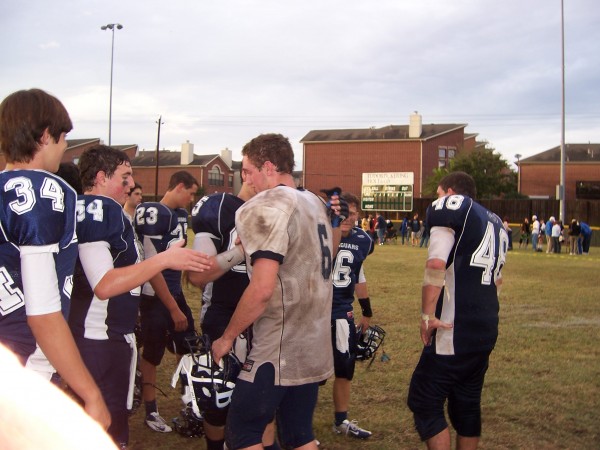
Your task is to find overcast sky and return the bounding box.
[2,0,599,168]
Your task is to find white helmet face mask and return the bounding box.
[355,325,386,362]
[172,335,241,418]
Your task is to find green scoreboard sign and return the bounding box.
[361,172,414,212]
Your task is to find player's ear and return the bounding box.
[263,161,275,175]
[95,170,107,186]
[39,127,51,146]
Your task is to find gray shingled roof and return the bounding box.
[300,124,467,142]
[131,150,220,167]
[65,139,136,152]
[66,138,99,148]
[521,144,600,163]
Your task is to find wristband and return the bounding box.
[215,246,244,271]
[358,297,373,318]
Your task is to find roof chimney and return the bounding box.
[409,111,422,139]
[220,147,232,167]
[181,140,194,165]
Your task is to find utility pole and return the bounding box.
[515,154,522,194]
[559,0,566,222]
[154,116,164,198]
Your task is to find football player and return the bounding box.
[211,133,343,450]
[134,171,198,433]
[68,145,209,448]
[330,192,375,439]
[191,177,270,449]
[407,171,508,450]
[0,89,110,430]
[123,182,142,221]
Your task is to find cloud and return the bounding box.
[39,41,60,50]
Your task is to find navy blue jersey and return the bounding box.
[191,193,247,329]
[134,202,188,296]
[0,170,78,357]
[69,195,142,341]
[331,227,374,320]
[426,194,508,355]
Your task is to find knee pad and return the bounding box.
[448,398,481,437]
[142,342,166,367]
[411,409,448,442]
[204,407,229,428]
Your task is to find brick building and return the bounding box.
[300,113,477,200]
[518,143,600,200]
[130,142,235,199]
[0,138,137,170]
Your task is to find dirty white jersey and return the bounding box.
[235,186,334,386]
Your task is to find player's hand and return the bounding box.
[163,240,212,272]
[420,317,453,346]
[320,187,349,228]
[234,237,245,254]
[212,336,233,365]
[358,316,370,333]
[84,394,111,431]
[169,307,188,332]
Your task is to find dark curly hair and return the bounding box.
[241,133,295,174]
[78,145,130,192]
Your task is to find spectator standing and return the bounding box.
[419,221,430,248]
[546,216,555,253]
[407,171,507,450]
[361,215,370,233]
[411,213,421,246]
[568,219,581,255]
[400,216,409,245]
[531,215,540,252]
[519,217,530,249]
[579,222,593,255]
[375,212,386,245]
[369,214,376,241]
[552,220,562,253]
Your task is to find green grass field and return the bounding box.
[128,244,599,450]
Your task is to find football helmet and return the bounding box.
[355,325,386,362]
[172,403,204,438]
[171,335,241,418]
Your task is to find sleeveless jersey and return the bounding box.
[426,194,508,355]
[134,202,188,296]
[69,195,142,341]
[235,186,334,386]
[191,193,248,329]
[332,227,374,320]
[0,170,78,357]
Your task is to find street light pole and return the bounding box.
[100,23,123,146]
[559,0,566,222]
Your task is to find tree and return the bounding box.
[423,145,520,199]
